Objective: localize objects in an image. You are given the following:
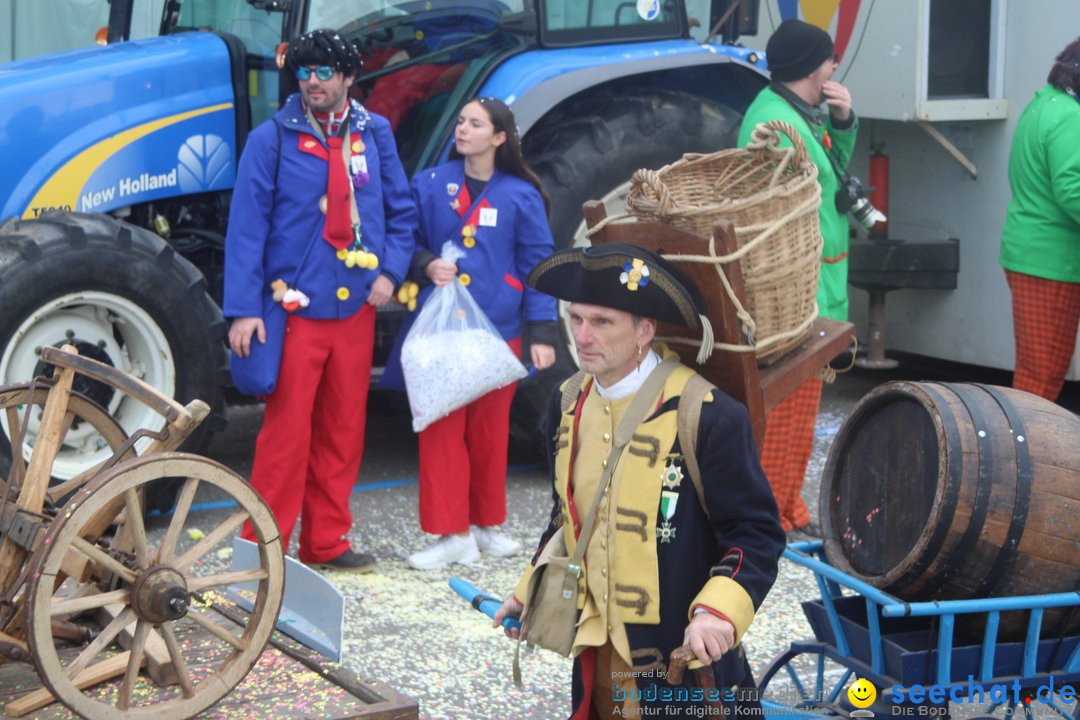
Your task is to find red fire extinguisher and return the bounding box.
[868,144,889,239]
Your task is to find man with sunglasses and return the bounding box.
[735,19,859,542]
[224,29,416,572]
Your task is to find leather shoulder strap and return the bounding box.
[559,370,587,415]
[677,373,716,521]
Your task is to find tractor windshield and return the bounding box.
[169,0,529,172]
[311,0,529,174]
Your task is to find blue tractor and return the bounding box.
[0,0,767,500]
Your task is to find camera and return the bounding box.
[835,173,887,231]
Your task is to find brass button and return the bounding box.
[602,432,611,442]
[458,273,471,286]
[602,459,608,468]
[603,593,609,603]
[603,405,611,415]
[336,287,350,301]
[601,567,607,577]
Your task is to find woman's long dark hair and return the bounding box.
[449,97,551,214]
[1047,37,1080,93]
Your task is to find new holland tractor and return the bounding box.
[0,0,769,505]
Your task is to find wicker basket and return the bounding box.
[625,120,823,364]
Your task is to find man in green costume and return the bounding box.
[737,19,859,537]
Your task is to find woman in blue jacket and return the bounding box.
[394,98,558,569]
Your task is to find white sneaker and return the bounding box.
[407,534,480,570]
[471,525,521,557]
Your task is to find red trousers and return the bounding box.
[416,337,521,535]
[1006,269,1080,401]
[241,307,375,563]
[759,377,823,532]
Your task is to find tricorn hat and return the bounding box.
[526,243,715,363]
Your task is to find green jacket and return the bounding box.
[1000,84,1080,283]
[737,86,858,321]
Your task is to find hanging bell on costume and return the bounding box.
[397,281,419,311]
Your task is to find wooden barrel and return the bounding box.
[820,381,1080,636]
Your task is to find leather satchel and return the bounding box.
[519,526,577,656]
[516,357,679,672]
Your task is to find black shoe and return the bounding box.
[307,549,378,573]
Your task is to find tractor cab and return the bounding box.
[103,0,736,172]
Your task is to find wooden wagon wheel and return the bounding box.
[0,381,130,495]
[24,453,284,720]
[0,382,132,633]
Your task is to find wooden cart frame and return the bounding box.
[0,346,284,719]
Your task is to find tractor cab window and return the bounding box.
[308,0,528,174]
[172,0,285,126]
[174,0,283,57]
[538,0,685,46]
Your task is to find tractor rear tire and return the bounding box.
[508,91,743,458]
[0,212,228,511]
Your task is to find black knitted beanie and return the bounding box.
[766,19,835,82]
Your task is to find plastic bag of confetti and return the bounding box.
[401,244,527,432]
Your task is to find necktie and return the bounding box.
[323,135,353,250]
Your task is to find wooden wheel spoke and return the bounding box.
[56,409,77,449]
[123,488,150,568]
[4,405,26,488]
[46,465,100,505]
[187,568,269,592]
[160,622,196,698]
[66,606,136,680]
[158,477,200,564]
[175,510,247,570]
[51,588,129,617]
[70,536,137,584]
[116,619,150,711]
[187,608,247,650]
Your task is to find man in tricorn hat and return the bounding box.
[495,244,785,717]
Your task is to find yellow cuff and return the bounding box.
[690,576,756,645]
[513,564,536,604]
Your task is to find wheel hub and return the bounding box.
[131,566,189,623]
[34,341,117,412]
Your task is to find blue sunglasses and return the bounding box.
[296,65,335,81]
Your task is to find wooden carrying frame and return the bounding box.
[583,202,855,451]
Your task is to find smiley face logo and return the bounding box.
[848,678,877,708]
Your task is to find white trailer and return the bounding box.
[740,0,1080,380]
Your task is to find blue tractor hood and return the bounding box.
[0,31,239,220]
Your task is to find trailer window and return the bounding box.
[538,0,684,46]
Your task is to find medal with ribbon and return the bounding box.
[657,490,679,543]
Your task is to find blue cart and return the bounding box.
[757,541,1080,720]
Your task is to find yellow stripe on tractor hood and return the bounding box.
[23,102,232,219]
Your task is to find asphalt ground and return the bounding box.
[145,362,1077,720]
